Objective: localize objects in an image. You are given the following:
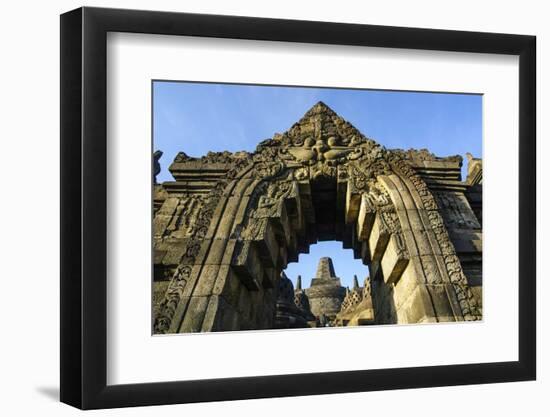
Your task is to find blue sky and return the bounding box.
[153,81,482,289]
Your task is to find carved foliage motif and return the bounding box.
[347,150,392,193]
[153,187,224,332]
[380,212,408,258]
[154,265,192,334]
[154,149,284,332]
[154,101,481,329]
[361,181,409,259]
[158,196,204,239]
[389,156,481,320]
[435,192,480,230]
[390,148,462,164]
[256,102,387,181]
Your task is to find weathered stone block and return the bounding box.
[395,285,437,324]
[371,278,397,324]
[387,175,419,211]
[201,295,241,332]
[152,102,482,332]
[192,264,229,297]
[242,218,279,268]
[202,238,236,265]
[213,266,242,305]
[153,249,167,265]
[396,208,429,232]
[369,214,390,262]
[360,240,371,264]
[345,182,361,224]
[160,243,189,266]
[152,281,170,307]
[153,197,179,237]
[414,254,447,284]
[230,240,263,291]
[356,193,376,240]
[424,284,460,322]
[178,296,211,332]
[380,234,409,285]
[402,228,442,257]
[392,262,418,311]
[211,196,243,238]
[451,236,483,253]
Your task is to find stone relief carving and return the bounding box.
[357,180,409,259]
[435,192,480,230]
[154,265,192,334]
[153,187,224,332]
[389,156,481,320]
[158,195,204,239]
[237,179,295,242]
[256,102,388,182]
[380,212,408,258]
[391,148,462,164]
[153,101,482,331]
[252,101,479,320]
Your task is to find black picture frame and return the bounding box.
[60,6,536,410]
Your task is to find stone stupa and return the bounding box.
[304,257,347,320]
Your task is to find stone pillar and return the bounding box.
[376,174,469,323]
[350,172,477,324]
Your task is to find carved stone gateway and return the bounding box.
[152,102,482,333]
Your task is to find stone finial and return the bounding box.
[465,152,482,185]
[153,150,163,184]
[353,275,359,290]
[315,257,337,279]
[296,275,302,291]
[305,101,337,117]
[275,270,309,329]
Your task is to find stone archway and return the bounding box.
[152,102,482,333]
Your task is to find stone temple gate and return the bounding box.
[152,102,482,333]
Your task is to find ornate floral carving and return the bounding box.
[391,148,462,164]
[153,186,224,331]
[346,150,392,192]
[389,156,481,320]
[434,192,479,229]
[294,167,309,181]
[253,102,388,182]
[380,211,408,258]
[153,265,192,334]
[253,160,285,180]
[363,182,409,259]
[154,100,481,331]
